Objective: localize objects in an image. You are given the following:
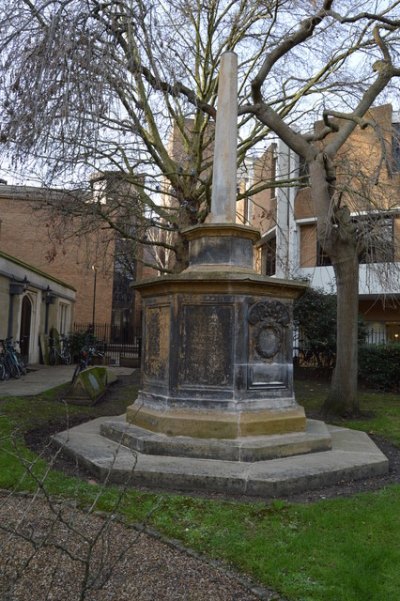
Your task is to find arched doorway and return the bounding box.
[20,295,32,362]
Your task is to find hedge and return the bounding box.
[358,344,400,391]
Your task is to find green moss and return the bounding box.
[69,366,108,402]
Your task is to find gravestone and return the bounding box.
[66,366,111,405]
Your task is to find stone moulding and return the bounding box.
[101,418,332,462]
[126,404,306,439]
[134,271,308,298]
[129,272,307,440]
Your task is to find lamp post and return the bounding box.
[91,265,97,331]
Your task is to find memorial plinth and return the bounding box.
[125,222,314,456]
[123,50,322,459]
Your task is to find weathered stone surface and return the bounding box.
[129,280,306,438]
[189,235,254,270]
[126,404,306,439]
[101,419,331,461]
[207,52,238,224]
[143,304,170,382]
[65,366,109,405]
[180,304,234,387]
[52,418,389,497]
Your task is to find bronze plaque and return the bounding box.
[144,305,170,382]
[180,304,233,387]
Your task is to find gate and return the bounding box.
[73,323,141,367]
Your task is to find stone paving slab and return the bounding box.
[0,365,136,397]
[52,417,389,498]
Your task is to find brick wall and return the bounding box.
[250,145,277,234]
[0,191,114,325]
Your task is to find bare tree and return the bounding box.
[2,0,400,414]
[238,1,400,416]
[0,0,274,272]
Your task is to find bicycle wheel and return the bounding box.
[71,363,81,384]
[0,361,6,381]
[62,351,72,365]
[17,357,27,376]
[6,357,20,378]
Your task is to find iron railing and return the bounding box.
[73,322,141,367]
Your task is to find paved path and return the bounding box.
[0,364,136,397]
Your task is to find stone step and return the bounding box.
[100,418,332,462]
[51,416,388,498]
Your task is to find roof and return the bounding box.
[0,250,76,291]
[0,183,86,202]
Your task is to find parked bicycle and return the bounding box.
[71,342,104,384]
[0,343,10,381]
[48,334,72,366]
[0,337,27,379]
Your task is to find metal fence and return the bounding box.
[364,328,391,346]
[292,326,399,369]
[73,323,141,367]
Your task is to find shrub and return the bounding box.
[294,286,367,368]
[358,344,400,391]
[293,287,337,364]
[68,331,93,361]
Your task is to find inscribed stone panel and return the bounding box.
[144,305,170,382]
[180,305,233,387]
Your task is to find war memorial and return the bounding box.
[54,53,388,497]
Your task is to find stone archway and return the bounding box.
[19,294,32,362]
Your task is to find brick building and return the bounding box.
[252,104,400,342]
[0,250,76,363]
[0,183,115,329]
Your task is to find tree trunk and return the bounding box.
[323,250,360,417]
[172,231,189,273]
[309,156,360,417]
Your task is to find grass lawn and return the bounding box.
[1,377,400,601]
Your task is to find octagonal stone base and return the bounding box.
[126,403,306,438]
[133,269,308,440]
[101,418,331,462]
[51,417,389,498]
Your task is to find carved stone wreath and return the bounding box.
[248,301,290,359]
[248,300,290,327]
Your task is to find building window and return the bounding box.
[59,303,69,335]
[262,237,276,276]
[386,322,400,343]
[317,241,331,266]
[357,215,394,264]
[299,223,317,268]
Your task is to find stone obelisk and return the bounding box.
[207,52,238,224]
[184,51,259,274]
[124,51,313,452]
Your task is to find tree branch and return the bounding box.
[250,0,335,103]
